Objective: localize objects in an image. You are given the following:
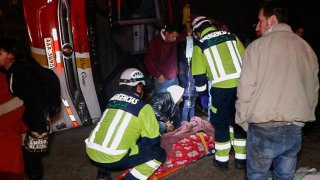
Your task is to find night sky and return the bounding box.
[183,0,320,56]
[1,0,319,56]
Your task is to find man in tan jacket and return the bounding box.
[235,1,319,179]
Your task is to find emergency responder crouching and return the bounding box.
[85,68,166,180]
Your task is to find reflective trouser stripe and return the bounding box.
[233,139,246,160]
[130,159,162,179]
[234,139,246,146]
[215,154,229,162]
[215,142,231,150]
[229,126,234,145]
[196,84,207,92]
[235,153,246,160]
[215,125,246,162]
[229,126,234,134]
[215,141,231,162]
[130,168,147,180]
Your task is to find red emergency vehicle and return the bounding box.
[22,0,175,131]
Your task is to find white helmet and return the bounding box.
[119,68,145,86]
[167,85,184,104]
[192,16,211,31]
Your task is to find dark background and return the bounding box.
[1,0,319,55]
[174,0,320,56]
[1,0,319,113]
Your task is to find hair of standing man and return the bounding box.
[259,0,289,24]
[0,38,30,62]
[163,23,183,33]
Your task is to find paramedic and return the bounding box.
[191,16,247,170]
[85,68,166,180]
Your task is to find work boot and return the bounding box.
[96,168,112,180]
[235,159,246,169]
[212,159,228,171]
[235,163,246,169]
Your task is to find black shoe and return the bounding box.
[212,159,228,171]
[235,163,246,169]
[234,159,246,169]
[96,168,112,180]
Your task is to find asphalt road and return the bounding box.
[42,120,320,180]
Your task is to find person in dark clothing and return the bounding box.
[149,85,184,134]
[144,24,181,94]
[0,38,58,180]
[144,24,183,130]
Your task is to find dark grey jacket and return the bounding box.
[149,92,177,123]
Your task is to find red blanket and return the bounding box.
[118,117,215,180]
[154,117,215,179]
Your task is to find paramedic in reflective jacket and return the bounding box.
[85,68,166,179]
[191,16,247,170]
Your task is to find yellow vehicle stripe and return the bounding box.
[31,52,49,67]
[75,57,92,68]
[31,51,92,68]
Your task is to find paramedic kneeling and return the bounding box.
[85,68,166,180]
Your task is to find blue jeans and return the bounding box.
[182,96,196,122]
[247,124,302,180]
[154,76,178,93]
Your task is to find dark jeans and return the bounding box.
[23,148,45,180]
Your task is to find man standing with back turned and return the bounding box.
[236,1,319,179]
